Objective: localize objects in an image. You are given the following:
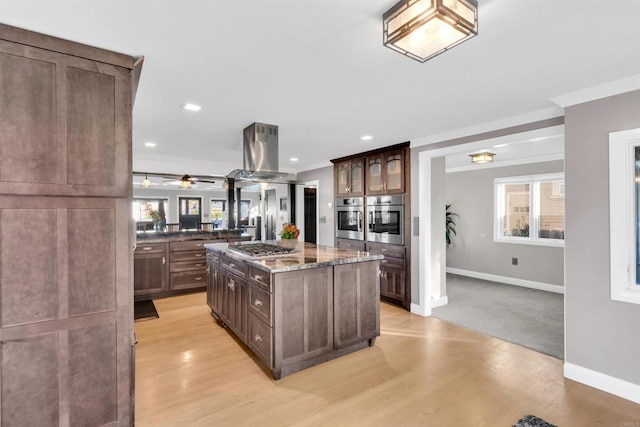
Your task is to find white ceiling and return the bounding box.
[1,0,639,176]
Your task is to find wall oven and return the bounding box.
[366,195,404,245]
[336,197,365,240]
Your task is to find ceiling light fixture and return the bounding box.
[140,173,152,188]
[183,103,202,111]
[361,135,374,141]
[383,0,478,63]
[470,152,494,164]
[179,179,192,189]
[145,142,156,147]
[289,157,299,162]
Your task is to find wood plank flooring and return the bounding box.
[135,292,639,426]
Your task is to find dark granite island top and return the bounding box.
[136,230,252,243]
[205,240,382,379]
[204,241,383,273]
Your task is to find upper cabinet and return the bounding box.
[335,157,365,196]
[366,149,405,195]
[0,31,133,198]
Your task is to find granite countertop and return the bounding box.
[136,230,250,243]
[205,241,383,273]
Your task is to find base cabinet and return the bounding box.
[207,251,380,379]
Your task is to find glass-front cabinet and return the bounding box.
[335,158,364,196]
[366,149,404,195]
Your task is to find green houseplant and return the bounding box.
[446,204,458,247]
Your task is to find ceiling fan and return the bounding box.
[133,172,225,189]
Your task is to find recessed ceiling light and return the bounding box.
[145,142,156,147]
[361,135,373,141]
[290,157,299,162]
[183,103,202,111]
[493,143,508,148]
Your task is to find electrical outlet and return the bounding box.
[512,257,518,266]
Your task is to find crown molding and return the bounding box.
[551,74,640,108]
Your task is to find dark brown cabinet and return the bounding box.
[335,157,365,196]
[366,242,407,306]
[0,24,138,425]
[220,269,248,343]
[134,252,167,297]
[366,149,405,195]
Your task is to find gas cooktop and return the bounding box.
[227,243,295,258]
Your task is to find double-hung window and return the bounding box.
[494,173,565,247]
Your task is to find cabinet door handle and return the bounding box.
[195,277,203,281]
[142,247,153,251]
[381,259,388,264]
[254,274,263,282]
[162,256,166,265]
[254,334,262,342]
[195,263,203,267]
[230,263,235,268]
[381,248,388,252]
[195,253,204,257]
[254,299,262,307]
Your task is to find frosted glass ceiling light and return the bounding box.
[140,173,152,188]
[383,0,478,63]
[470,152,494,164]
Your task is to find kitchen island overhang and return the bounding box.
[205,241,383,379]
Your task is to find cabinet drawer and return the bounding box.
[366,242,405,259]
[379,255,404,269]
[336,238,366,251]
[170,239,224,252]
[170,260,208,273]
[221,255,246,278]
[171,249,206,262]
[170,270,207,290]
[247,265,271,292]
[134,242,166,254]
[248,285,271,325]
[248,313,272,368]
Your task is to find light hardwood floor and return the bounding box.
[135,292,639,426]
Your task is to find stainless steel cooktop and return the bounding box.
[227,243,294,257]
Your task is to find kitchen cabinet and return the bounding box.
[366,241,407,306]
[335,157,365,196]
[0,24,138,425]
[366,149,405,195]
[134,243,168,298]
[220,268,249,343]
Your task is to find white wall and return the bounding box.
[298,166,335,247]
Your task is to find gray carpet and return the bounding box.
[432,274,564,359]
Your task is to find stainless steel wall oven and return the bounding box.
[336,197,365,240]
[366,195,404,245]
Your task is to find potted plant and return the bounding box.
[279,223,300,248]
[446,204,458,247]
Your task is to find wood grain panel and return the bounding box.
[1,332,59,425]
[67,208,116,316]
[0,52,57,184]
[0,208,58,326]
[281,277,304,359]
[66,67,115,186]
[68,323,117,426]
[306,270,331,352]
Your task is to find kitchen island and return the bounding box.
[205,241,382,379]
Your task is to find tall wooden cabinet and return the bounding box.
[0,24,140,425]
[335,157,365,196]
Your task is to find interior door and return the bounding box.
[304,187,317,244]
[179,197,202,230]
[265,189,276,240]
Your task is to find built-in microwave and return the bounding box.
[336,197,365,240]
[366,195,404,246]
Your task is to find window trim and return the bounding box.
[494,172,565,248]
[609,127,640,305]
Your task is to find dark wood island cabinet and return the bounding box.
[206,242,382,379]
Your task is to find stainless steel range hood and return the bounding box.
[226,122,297,185]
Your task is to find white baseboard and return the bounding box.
[410,303,430,317]
[446,267,565,294]
[430,296,448,309]
[564,362,640,404]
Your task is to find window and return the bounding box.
[133,199,167,221]
[609,128,640,304]
[494,173,564,246]
[211,200,226,229]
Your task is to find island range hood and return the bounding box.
[226,122,297,185]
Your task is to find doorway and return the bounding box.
[265,189,276,240]
[303,188,317,244]
[179,197,202,230]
